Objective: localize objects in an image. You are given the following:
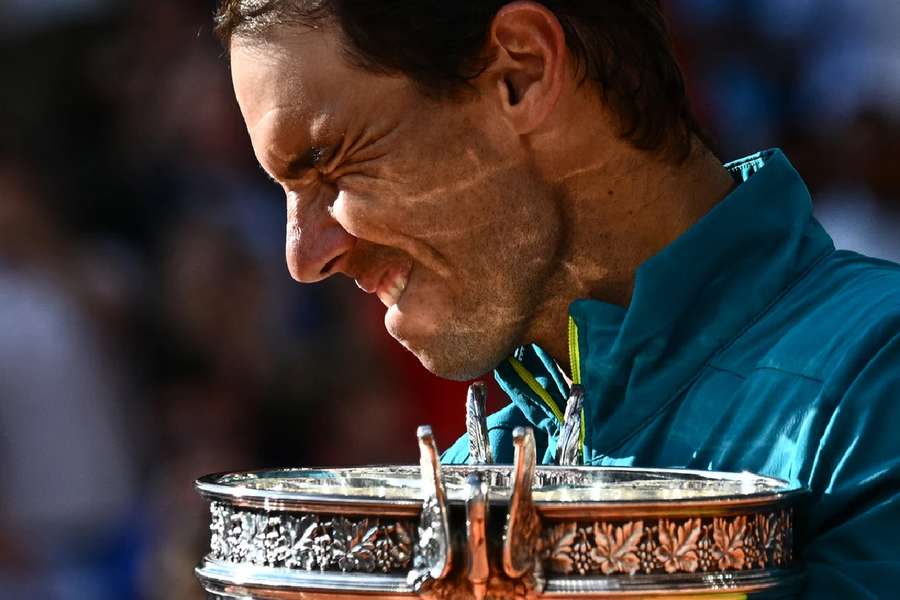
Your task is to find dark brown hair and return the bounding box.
[214,1,704,160]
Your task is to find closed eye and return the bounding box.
[287,147,325,174]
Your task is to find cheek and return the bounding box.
[330,175,451,248]
[329,183,400,243]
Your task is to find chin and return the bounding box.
[414,350,493,382]
[386,307,507,381]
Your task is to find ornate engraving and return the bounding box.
[712,515,747,570]
[199,423,801,599]
[408,426,453,591]
[592,520,644,575]
[411,495,451,582]
[555,385,584,466]
[466,382,493,465]
[656,517,702,573]
[208,502,413,573]
[542,522,577,574]
[503,428,541,578]
[502,427,545,594]
[540,510,794,576]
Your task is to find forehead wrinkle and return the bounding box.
[234,29,349,126]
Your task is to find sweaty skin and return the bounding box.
[229,4,735,380]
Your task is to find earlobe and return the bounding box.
[487,1,567,135]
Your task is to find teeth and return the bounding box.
[377,271,409,308]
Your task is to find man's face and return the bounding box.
[231,27,562,380]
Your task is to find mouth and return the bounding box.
[356,264,411,309]
[375,267,410,308]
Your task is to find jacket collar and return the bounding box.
[497,149,835,462]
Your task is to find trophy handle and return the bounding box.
[555,385,585,466]
[465,472,490,600]
[466,382,493,464]
[503,427,544,590]
[408,426,453,591]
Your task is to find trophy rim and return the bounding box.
[195,464,805,518]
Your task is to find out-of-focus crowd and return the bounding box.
[669,0,900,261]
[0,1,897,599]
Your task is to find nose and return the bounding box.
[285,186,355,283]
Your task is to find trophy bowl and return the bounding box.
[195,424,804,599]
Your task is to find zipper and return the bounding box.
[568,316,582,385]
[507,356,565,424]
[568,316,586,460]
[504,317,586,463]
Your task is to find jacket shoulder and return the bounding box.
[715,250,900,381]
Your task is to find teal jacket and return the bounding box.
[442,149,900,598]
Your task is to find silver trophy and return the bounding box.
[196,383,803,598]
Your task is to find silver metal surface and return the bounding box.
[466,382,493,465]
[197,464,799,513]
[503,427,542,588]
[196,425,804,599]
[556,385,585,466]
[407,426,452,592]
[541,569,805,595]
[197,558,414,594]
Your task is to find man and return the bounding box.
[214,1,900,597]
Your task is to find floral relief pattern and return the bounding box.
[591,521,643,575]
[712,516,747,570]
[541,522,578,574]
[541,509,793,576]
[208,502,413,573]
[207,503,794,579]
[656,517,702,573]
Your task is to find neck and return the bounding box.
[525,138,736,374]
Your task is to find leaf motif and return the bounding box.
[756,513,774,547]
[712,517,747,570]
[590,521,643,575]
[615,521,644,558]
[714,521,728,549]
[328,517,350,555]
[349,519,367,547]
[345,525,380,573]
[544,522,577,555]
[593,523,613,555]
[543,522,577,574]
[658,519,673,551]
[654,519,701,573]
[298,520,321,549]
[393,522,412,547]
[678,518,702,554]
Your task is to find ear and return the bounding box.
[483,1,567,135]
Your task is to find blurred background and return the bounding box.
[0,1,897,598]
